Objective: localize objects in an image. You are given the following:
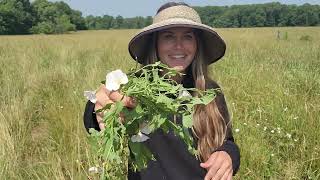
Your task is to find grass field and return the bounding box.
[0,27,319,179]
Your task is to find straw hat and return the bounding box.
[128,5,226,65]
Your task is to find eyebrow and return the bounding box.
[160,30,194,34]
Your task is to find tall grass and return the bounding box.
[0,27,319,179]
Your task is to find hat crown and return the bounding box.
[153,5,202,24]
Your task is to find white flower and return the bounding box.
[271,154,274,157]
[88,166,101,174]
[271,130,275,133]
[243,123,247,126]
[286,133,292,138]
[256,124,260,127]
[263,127,267,131]
[131,131,150,142]
[178,90,192,99]
[235,129,240,133]
[105,69,128,91]
[84,90,97,103]
[140,124,151,135]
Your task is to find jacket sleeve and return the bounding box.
[207,81,240,175]
[83,101,100,133]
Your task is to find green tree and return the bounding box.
[112,15,124,29]
[31,0,80,34]
[0,0,34,34]
[54,14,75,34]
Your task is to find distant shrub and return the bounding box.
[30,21,55,34]
[299,35,312,41]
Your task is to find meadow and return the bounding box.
[0,27,319,179]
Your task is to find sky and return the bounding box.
[50,0,320,17]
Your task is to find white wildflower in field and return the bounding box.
[244,122,247,126]
[264,127,267,131]
[271,130,275,133]
[89,166,101,174]
[286,133,292,138]
[105,69,128,91]
[293,116,298,120]
[84,91,97,103]
[271,154,274,157]
[131,131,150,142]
[256,124,260,127]
[284,107,288,112]
[294,139,298,142]
[235,129,240,133]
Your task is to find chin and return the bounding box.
[172,66,185,72]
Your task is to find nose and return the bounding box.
[174,38,183,49]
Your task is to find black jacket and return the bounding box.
[83,80,240,180]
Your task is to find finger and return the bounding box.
[200,154,218,169]
[213,166,231,180]
[227,170,233,180]
[98,122,105,130]
[221,169,232,180]
[109,91,136,108]
[119,112,125,124]
[96,85,111,106]
[204,164,219,180]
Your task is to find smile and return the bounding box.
[169,55,186,59]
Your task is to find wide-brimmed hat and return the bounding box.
[128,5,226,65]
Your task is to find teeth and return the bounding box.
[172,55,185,58]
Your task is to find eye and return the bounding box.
[163,34,174,39]
[184,33,194,40]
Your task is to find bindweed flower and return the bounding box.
[105,69,128,91]
[131,131,150,142]
[84,91,97,103]
[178,90,192,99]
[140,124,152,135]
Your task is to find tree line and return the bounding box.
[0,0,319,35]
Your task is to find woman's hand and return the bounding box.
[200,151,233,180]
[94,84,136,130]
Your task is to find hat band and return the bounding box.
[153,5,202,24]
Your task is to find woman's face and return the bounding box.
[157,27,197,72]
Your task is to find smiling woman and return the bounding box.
[84,2,240,180]
[157,27,197,73]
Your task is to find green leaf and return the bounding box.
[182,114,193,128]
[128,141,154,171]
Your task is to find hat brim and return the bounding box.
[128,18,226,65]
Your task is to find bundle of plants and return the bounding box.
[85,62,218,178]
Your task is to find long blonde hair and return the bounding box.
[143,31,227,161]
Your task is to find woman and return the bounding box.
[84,2,240,180]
